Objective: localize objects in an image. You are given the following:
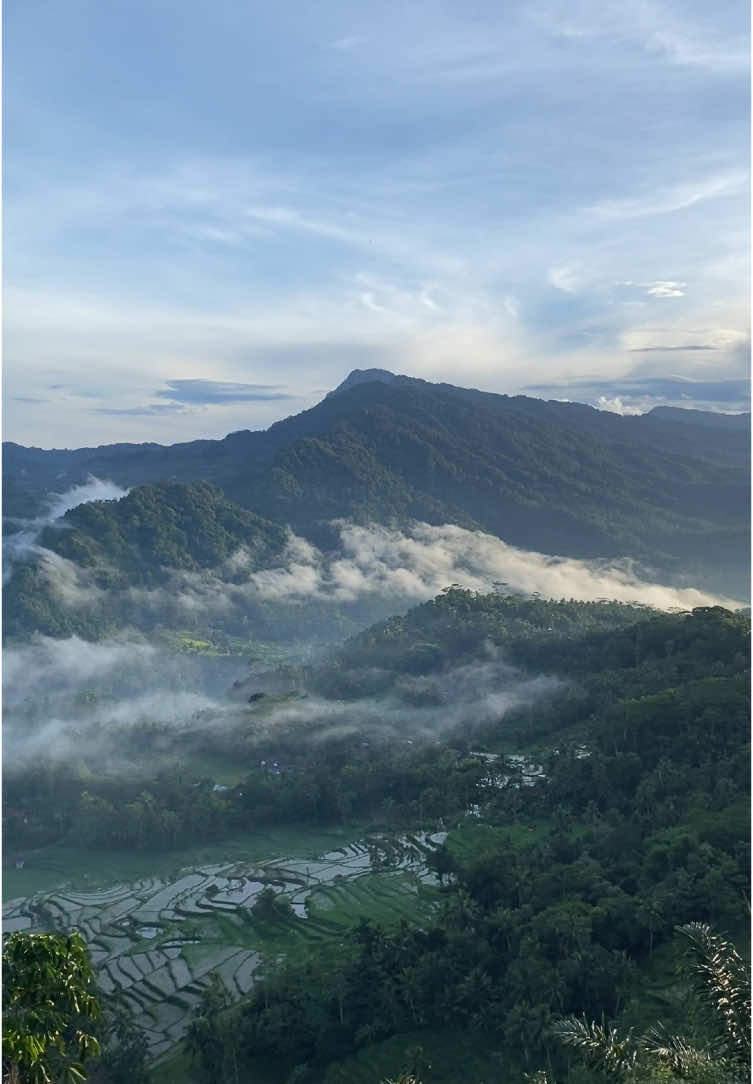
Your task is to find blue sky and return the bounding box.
[3,0,749,447]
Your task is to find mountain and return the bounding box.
[5,373,748,511]
[4,373,750,606]
[229,380,748,575]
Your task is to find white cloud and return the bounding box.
[420,288,441,312]
[3,476,128,582]
[620,323,747,355]
[503,294,519,318]
[360,292,391,314]
[237,523,741,610]
[644,281,686,298]
[547,264,583,293]
[596,395,645,415]
[532,0,748,72]
[327,34,367,51]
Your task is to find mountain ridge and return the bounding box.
[4,372,750,607]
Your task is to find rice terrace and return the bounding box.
[3,828,446,1065]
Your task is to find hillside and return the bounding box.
[41,480,288,584]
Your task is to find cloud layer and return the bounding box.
[2,630,560,771]
[37,521,739,627]
[241,523,740,610]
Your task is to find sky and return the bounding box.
[3,0,750,448]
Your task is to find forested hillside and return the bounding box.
[42,481,288,584]
[4,589,749,1082]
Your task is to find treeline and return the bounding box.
[186,784,748,1082]
[3,741,489,854]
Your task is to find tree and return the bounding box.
[2,932,101,1084]
[87,1007,149,1084]
[185,974,240,1084]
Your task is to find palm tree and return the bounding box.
[549,923,750,1084]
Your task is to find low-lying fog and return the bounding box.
[3,478,743,777]
[3,633,561,772]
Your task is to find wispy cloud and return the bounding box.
[629,344,715,352]
[156,379,295,404]
[587,172,745,223]
[96,403,194,416]
[327,34,367,52]
[3,476,129,581]
[618,280,688,299]
[503,295,519,318]
[532,0,748,72]
[547,265,583,293]
[525,374,750,414]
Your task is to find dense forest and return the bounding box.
[3,594,749,1082]
[176,599,750,1084]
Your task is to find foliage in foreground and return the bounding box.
[2,932,101,1084]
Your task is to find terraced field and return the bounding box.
[3,832,445,1063]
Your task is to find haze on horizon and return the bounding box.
[3,0,749,448]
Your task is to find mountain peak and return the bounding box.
[328,368,396,397]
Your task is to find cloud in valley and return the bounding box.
[2,634,233,769]
[121,522,743,618]
[3,476,129,582]
[3,519,742,773]
[243,523,741,610]
[2,631,560,770]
